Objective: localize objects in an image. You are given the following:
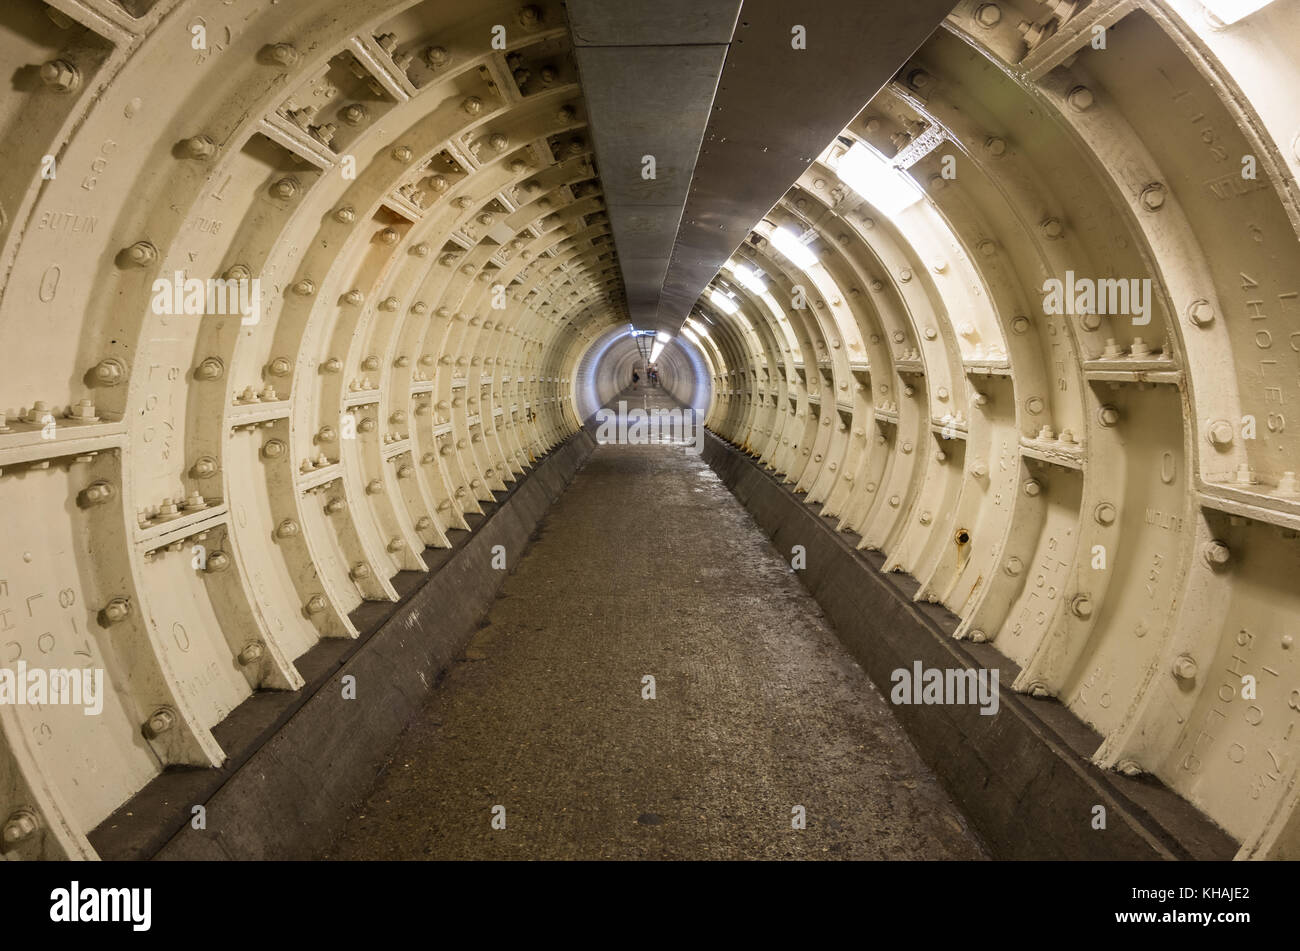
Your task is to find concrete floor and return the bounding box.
[323,388,987,860]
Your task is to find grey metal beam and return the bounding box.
[567,0,743,333]
[656,0,958,329]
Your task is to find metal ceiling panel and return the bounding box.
[567,0,743,331]
[656,0,958,329]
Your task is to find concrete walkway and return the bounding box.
[324,389,986,860]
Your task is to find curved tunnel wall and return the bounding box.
[0,0,1298,860]
[687,1,1300,859]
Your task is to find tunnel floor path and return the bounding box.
[323,387,987,859]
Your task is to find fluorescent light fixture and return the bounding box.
[1202,0,1275,23]
[686,317,710,338]
[837,141,923,217]
[770,226,817,268]
[731,263,768,294]
[708,288,739,315]
[650,342,665,363]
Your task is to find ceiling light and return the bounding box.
[1202,0,1275,23]
[650,342,665,363]
[731,263,768,293]
[837,141,924,217]
[770,226,817,268]
[708,288,740,315]
[686,317,710,338]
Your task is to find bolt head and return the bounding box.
[1067,85,1095,111]
[145,709,175,737]
[1187,298,1215,327]
[3,810,38,844]
[1140,183,1167,211]
[1207,420,1234,447]
[975,3,1002,26]
[1172,655,1198,681]
[1202,540,1231,566]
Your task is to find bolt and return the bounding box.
[975,3,1002,27]
[123,241,157,267]
[80,480,115,507]
[262,438,286,459]
[322,357,342,373]
[1004,556,1023,576]
[1187,298,1215,327]
[275,519,299,539]
[183,134,216,159]
[206,551,231,573]
[1070,594,1093,618]
[2,808,39,846]
[1040,217,1064,239]
[1011,315,1031,334]
[334,206,356,224]
[1207,419,1235,448]
[306,595,327,615]
[366,480,384,495]
[1140,182,1167,211]
[1098,405,1120,427]
[1024,479,1042,497]
[144,707,175,738]
[1172,654,1198,681]
[272,177,299,199]
[425,45,449,68]
[350,563,372,580]
[1202,539,1231,566]
[195,357,225,381]
[344,289,364,306]
[462,96,483,116]
[324,497,345,515]
[1094,502,1117,525]
[1026,396,1045,414]
[238,641,264,666]
[102,598,130,623]
[1067,85,1095,111]
[268,356,292,377]
[92,357,126,386]
[392,145,413,162]
[39,59,80,92]
[269,42,299,66]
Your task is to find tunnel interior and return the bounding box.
[0,0,1298,864]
